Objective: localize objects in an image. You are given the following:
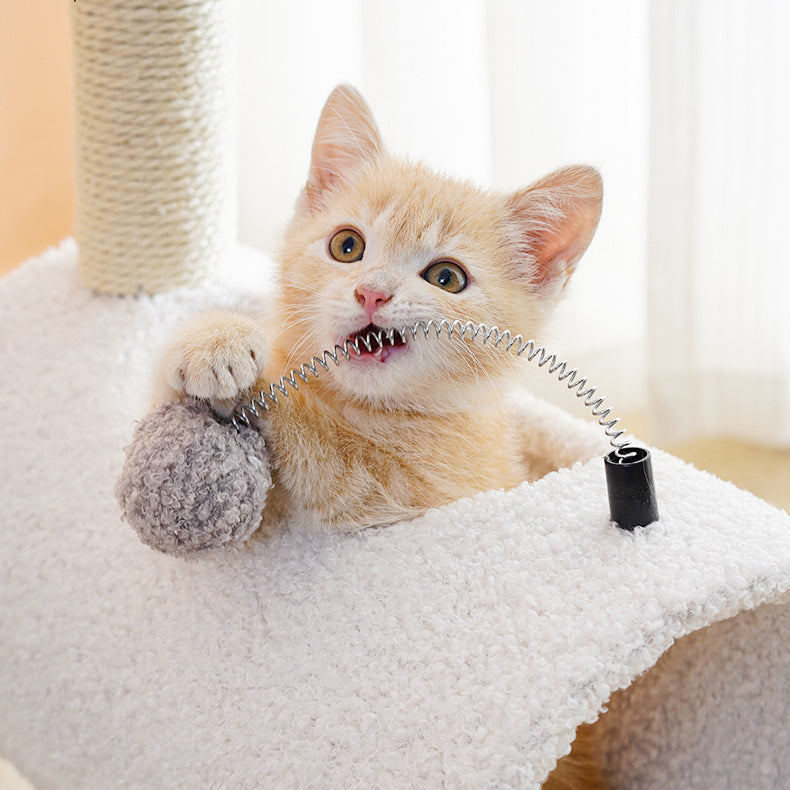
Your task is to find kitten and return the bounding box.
[159,84,602,533]
[159,84,605,789]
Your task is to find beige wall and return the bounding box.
[0,0,74,275]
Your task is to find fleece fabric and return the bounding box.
[115,399,272,556]
[1,241,790,789]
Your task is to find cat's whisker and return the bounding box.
[286,284,331,299]
[453,347,494,401]
[279,326,323,374]
[424,331,512,412]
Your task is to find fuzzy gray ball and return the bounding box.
[115,399,271,557]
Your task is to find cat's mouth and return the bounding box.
[346,323,408,363]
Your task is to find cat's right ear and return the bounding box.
[301,85,382,212]
[505,165,603,296]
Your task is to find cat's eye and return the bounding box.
[421,261,468,294]
[328,229,365,263]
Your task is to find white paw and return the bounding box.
[161,311,268,405]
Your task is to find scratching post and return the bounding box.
[71,0,237,294]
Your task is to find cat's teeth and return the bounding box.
[346,325,406,363]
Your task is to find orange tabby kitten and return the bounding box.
[160,85,604,786]
[160,84,602,533]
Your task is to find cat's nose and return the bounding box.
[355,285,392,321]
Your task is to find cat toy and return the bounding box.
[116,319,659,556]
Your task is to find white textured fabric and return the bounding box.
[2,243,790,789]
[599,601,790,787]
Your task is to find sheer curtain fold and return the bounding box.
[648,0,790,446]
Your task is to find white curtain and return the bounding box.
[649,0,790,446]
[235,0,790,447]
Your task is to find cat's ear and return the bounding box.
[302,84,383,211]
[505,165,603,294]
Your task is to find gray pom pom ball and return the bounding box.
[115,399,271,557]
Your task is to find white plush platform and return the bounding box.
[2,242,790,789]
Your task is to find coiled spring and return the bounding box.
[232,319,631,452]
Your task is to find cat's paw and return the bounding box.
[160,311,268,411]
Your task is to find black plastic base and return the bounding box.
[604,447,659,530]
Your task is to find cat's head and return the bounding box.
[277,85,602,412]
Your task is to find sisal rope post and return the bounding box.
[71,1,237,294]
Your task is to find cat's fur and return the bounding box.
[159,84,602,532]
[158,85,604,787]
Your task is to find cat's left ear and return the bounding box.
[505,165,603,294]
[302,84,383,211]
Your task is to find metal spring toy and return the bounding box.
[231,319,660,529]
[232,319,625,447]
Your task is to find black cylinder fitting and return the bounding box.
[604,446,659,530]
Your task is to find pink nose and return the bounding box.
[355,285,392,321]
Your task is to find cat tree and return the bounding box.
[1,2,790,788]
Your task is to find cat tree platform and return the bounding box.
[4,1,790,785]
[1,242,790,789]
